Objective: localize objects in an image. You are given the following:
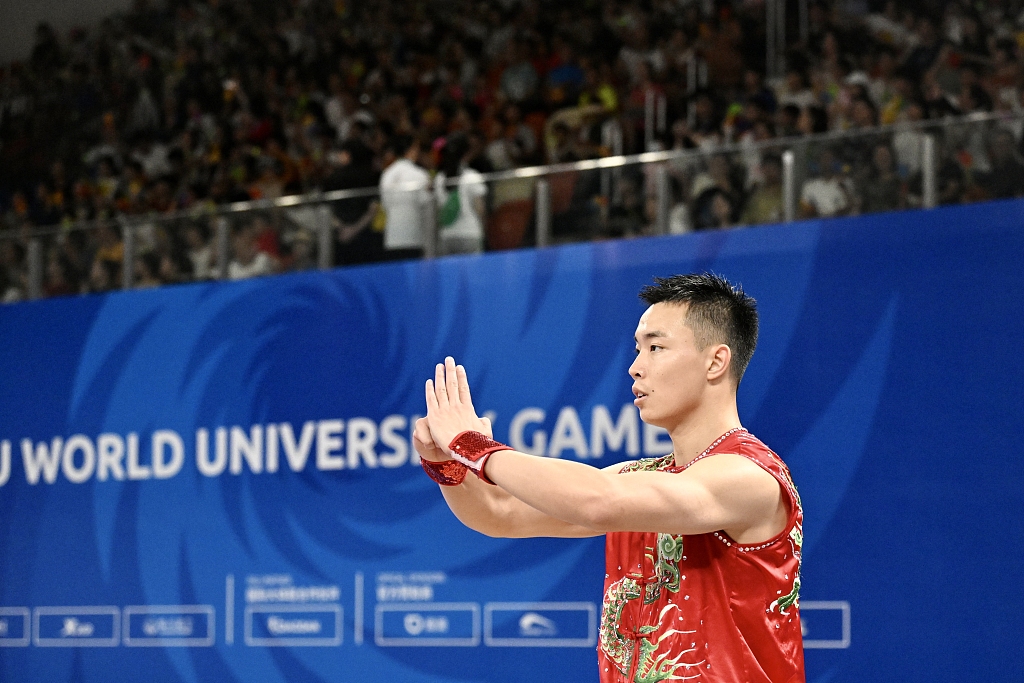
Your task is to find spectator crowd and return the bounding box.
[3,0,1024,301]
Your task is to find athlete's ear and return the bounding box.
[706,344,731,382]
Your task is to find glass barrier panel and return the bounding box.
[3,112,1021,303]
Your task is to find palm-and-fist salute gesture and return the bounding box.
[424,357,509,484]
[424,357,488,450]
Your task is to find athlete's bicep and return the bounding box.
[595,455,782,536]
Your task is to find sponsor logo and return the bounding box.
[519,612,558,637]
[123,605,214,647]
[403,613,449,636]
[60,618,95,638]
[267,616,322,635]
[245,606,342,646]
[142,617,193,638]
[375,603,480,647]
[484,602,597,647]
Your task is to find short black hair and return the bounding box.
[386,134,418,158]
[638,273,759,383]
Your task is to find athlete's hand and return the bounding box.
[413,418,448,462]
[425,357,491,454]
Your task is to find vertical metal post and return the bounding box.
[316,202,333,270]
[601,123,613,199]
[782,150,796,222]
[657,94,667,134]
[655,165,671,235]
[611,124,624,206]
[27,238,43,300]
[120,217,135,290]
[535,178,552,247]
[216,216,230,279]
[421,187,437,259]
[922,134,937,209]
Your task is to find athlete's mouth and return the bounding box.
[632,388,648,399]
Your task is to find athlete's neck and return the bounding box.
[668,398,743,467]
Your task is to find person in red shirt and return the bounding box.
[415,273,805,683]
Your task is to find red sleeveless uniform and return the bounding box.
[598,429,805,683]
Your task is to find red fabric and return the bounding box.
[598,430,805,683]
[420,458,467,486]
[448,431,510,485]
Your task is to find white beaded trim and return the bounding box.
[715,529,779,552]
[676,427,747,471]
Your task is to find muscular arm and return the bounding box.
[484,449,787,541]
[424,358,788,543]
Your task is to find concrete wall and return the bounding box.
[1,0,133,64]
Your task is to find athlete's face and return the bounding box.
[628,303,713,429]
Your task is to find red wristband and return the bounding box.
[420,458,468,486]
[449,431,510,485]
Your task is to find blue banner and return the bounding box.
[1,199,1023,682]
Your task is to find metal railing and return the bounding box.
[2,111,1020,302]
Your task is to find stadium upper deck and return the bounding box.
[2,0,1024,300]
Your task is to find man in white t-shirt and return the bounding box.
[228,225,276,280]
[800,149,853,218]
[379,135,431,260]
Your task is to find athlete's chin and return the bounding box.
[637,406,669,429]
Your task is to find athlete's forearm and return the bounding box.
[438,472,600,538]
[484,450,621,531]
[430,456,598,536]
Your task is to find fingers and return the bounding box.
[425,379,439,412]
[445,356,460,405]
[456,363,473,406]
[434,362,448,407]
[413,417,432,444]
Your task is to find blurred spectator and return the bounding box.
[801,149,853,218]
[380,135,430,260]
[285,230,317,271]
[741,154,784,225]
[229,226,276,280]
[500,42,540,103]
[185,225,214,280]
[979,129,1024,200]
[43,254,76,297]
[0,242,26,302]
[691,154,744,228]
[134,252,163,289]
[859,144,905,214]
[324,139,381,266]
[158,251,193,285]
[692,187,738,231]
[86,259,120,294]
[434,134,487,255]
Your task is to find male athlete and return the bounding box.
[414,273,805,683]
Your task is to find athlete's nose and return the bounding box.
[628,354,643,379]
